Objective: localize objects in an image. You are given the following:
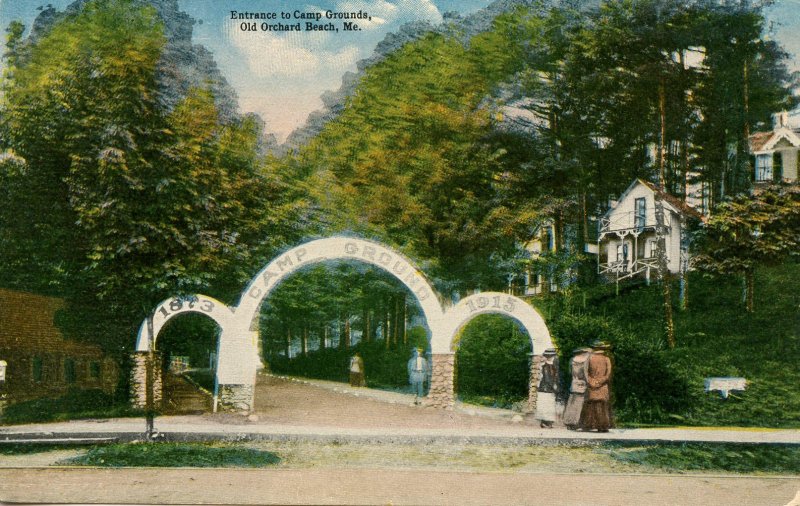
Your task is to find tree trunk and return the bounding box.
[286,328,292,359]
[344,319,351,348]
[322,326,328,349]
[392,295,400,348]
[658,77,668,189]
[745,268,755,313]
[364,308,371,343]
[679,269,689,311]
[402,296,407,345]
[384,307,391,350]
[654,196,676,348]
[302,326,308,356]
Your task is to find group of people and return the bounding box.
[351,342,613,432]
[535,341,614,432]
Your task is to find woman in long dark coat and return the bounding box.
[582,341,613,432]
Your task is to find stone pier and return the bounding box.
[527,354,544,414]
[218,384,255,412]
[426,353,455,408]
[130,352,162,409]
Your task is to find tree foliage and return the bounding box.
[0,0,286,355]
[694,183,800,311]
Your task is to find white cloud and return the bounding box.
[336,0,441,29]
[226,21,359,78]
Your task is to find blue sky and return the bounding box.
[1,0,799,141]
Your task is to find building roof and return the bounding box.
[603,179,705,222]
[750,131,775,152]
[638,179,705,220]
[0,288,105,356]
[749,127,800,152]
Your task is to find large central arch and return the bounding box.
[132,236,555,413]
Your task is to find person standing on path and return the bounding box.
[563,347,592,430]
[535,348,559,428]
[407,348,428,404]
[582,341,613,432]
[349,353,365,387]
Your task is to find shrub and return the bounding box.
[2,388,140,425]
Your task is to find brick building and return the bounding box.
[0,288,118,403]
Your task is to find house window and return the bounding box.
[756,154,773,181]
[646,239,657,258]
[64,358,76,384]
[616,243,629,263]
[32,356,43,382]
[634,198,647,229]
[89,361,101,380]
[773,152,783,182]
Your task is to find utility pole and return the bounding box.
[145,314,155,440]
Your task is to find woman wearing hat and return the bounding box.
[582,341,613,432]
[535,348,559,428]
[563,347,592,430]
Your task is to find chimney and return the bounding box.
[773,111,789,129]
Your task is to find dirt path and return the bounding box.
[2,467,798,505]
[249,374,522,430]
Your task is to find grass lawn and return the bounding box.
[58,442,281,468]
[602,442,800,474]
[0,440,795,474]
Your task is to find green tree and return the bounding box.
[0,0,284,359]
[694,183,800,312]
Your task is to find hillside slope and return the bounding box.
[545,261,800,427]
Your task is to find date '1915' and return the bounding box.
[465,295,515,313]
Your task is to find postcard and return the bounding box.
[0,1,799,504]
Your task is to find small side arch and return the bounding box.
[134,294,235,352]
[437,292,554,354]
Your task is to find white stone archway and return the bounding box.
[132,236,555,413]
[425,292,556,410]
[131,294,234,409]
[216,237,447,410]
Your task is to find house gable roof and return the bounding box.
[751,127,800,152]
[603,179,705,221]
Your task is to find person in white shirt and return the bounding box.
[407,348,428,404]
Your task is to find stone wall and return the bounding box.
[218,384,254,412]
[130,352,163,409]
[527,354,544,413]
[426,353,455,408]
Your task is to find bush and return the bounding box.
[2,388,141,425]
[455,314,530,407]
[548,312,691,425]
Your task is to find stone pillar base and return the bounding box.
[130,352,162,410]
[527,354,544,414]
[218,384,255,412]
[426,353,455,408]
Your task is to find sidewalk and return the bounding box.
[2,374,799,445]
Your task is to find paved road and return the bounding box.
[2,467,799,505]
[2,375,800,505]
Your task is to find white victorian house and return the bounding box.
[750,111,800,184]
[595,179,704,283]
